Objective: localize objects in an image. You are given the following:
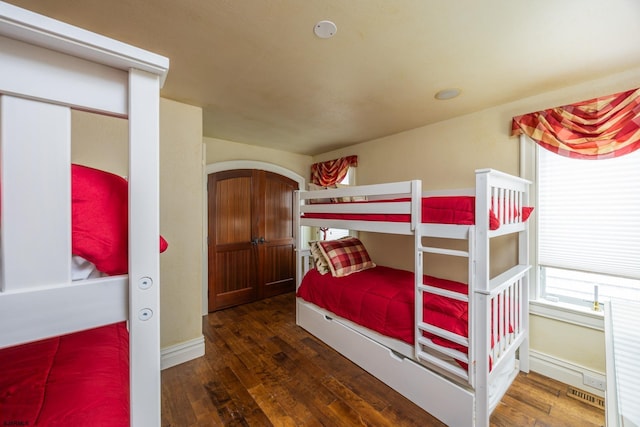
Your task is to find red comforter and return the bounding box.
[303,196,533,230]
[0,323,129,427]
[297,266,468,348]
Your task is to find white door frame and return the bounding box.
[202,160,305,315]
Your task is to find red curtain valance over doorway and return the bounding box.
[512,88,640,159]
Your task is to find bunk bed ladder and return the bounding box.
[414,225,475,384]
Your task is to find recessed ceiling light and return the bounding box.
[435,88,461,100]
[314,20,337,39]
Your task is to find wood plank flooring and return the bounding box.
[162,292,605,426]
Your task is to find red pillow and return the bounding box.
[421,196,535,230]
[72,164,168,275]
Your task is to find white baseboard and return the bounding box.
[529,349,605,397]
[161,335,205,370]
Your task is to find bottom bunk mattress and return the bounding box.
[297,266,468,351]
[0,322,129,427]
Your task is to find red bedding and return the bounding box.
[0,164,168,276]
[303,196,533,230]
[73,164,168,275]
[297,266,468,348]
[0,323,129,427]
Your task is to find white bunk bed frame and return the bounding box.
[295,169,531,427]
[0,3,168,426]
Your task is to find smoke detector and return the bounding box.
[435,88,461,100]
[314,20,337,39]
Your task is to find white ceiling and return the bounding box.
[5,0,640,155]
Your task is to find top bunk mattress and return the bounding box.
[302,196,533,230]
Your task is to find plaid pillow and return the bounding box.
[317,237,376,277]
[309,241,330,275]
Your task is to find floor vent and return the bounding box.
[567,386,605,410]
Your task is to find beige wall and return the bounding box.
[158,99,203,348]
[312,69,640,374]
[531,316,605,372]
[72,111,128,174]
[71,98,203,349]
[204,136,312,180]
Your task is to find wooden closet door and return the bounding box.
[208,169,298,311]
[258,171,297,299]
[208,170,258,310]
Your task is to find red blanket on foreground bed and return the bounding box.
[297,266,468,349]
[303,196,533,230]
[0,323,129,427]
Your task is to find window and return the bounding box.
[536,142,640,309]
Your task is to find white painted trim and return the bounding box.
[0,1,169,85]
[1,96,71,293]
[205,160,305,184]
[202,160,305,315]
[529,349,605,397]
[521,133,607,332]
[0,36,129,116]
[161,335,205,370]
[530,300,604,331]
[604,301,619,427]
[201,143,209,316]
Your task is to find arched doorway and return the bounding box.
[204,161,304,312]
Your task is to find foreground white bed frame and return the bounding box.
[0,3,168,426]
[295,169,531,427]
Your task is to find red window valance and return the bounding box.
[311,155,358,186]
[512,88,640,159]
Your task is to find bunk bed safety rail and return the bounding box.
[476,264,530,378]
[299,180,419,203]
[477,169,532,237]
[299,180,422,224]
[298,179,422,236]
[303,200,412,215]
[491,187,522,226]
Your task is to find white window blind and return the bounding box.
[538,146,640,280]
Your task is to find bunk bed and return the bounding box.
[0,2,168,426]
[295,169,532,427]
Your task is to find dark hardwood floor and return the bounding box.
[162,292,605,426]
